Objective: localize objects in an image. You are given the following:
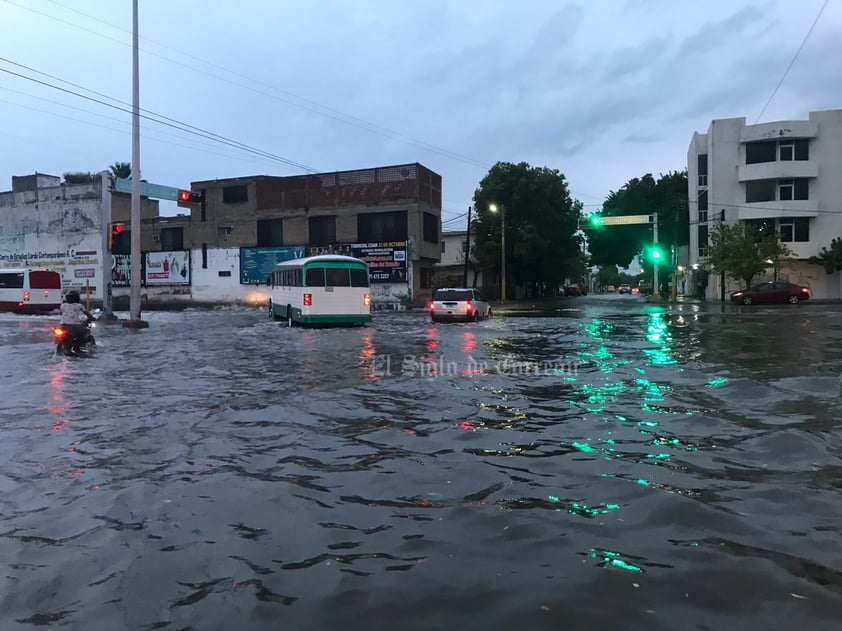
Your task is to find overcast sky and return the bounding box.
[1,0,840,226]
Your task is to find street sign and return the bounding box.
[601,214,651,225]
[114,178,181,201]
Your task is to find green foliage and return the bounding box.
[809,238,842,274]
[63,172,97,184]
[708,222,792,289]
[472,161,582,296]
[432,273,462,289]
[110,161,132,179]
[587,171,688,267]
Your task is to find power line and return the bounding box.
[0,60,319,172]
[4,0,491,171]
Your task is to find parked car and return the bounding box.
[428,288,491,322]
[618,284,631,294]
[730,281,811,305]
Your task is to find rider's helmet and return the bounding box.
[65,290,81,304]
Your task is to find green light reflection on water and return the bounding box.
[707,377,728,387]
[589,548,644,573]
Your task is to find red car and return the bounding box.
[730,281,811,305]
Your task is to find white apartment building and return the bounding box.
[688,109,842,300]
[434,230,484,289]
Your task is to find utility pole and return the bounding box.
[720,209,726,302]
[500,204,507,301]
[462,205,472,288]
[125,0,148,329]
[652,211,659,300]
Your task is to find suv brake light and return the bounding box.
[428,301,435,310]
[465,300,473,312]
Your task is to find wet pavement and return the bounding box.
[1,294,842,630]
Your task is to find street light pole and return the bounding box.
[125,0,148,329]
[489,203,506,301]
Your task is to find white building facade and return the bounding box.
[688,109,842,300]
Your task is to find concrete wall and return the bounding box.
[0,181,106,298]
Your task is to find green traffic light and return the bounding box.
[590,215,602,226]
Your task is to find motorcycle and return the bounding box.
[54,322,96,355]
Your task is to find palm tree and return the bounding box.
[110,161,131,179]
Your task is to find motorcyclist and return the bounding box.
[60,290,94,344]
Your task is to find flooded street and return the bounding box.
[2,296,842,630]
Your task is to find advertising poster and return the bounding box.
[0,248,101,295]
[145,250,190,286]
[111,254,132,287]
[350,242,407,283]
[240,246,305,284]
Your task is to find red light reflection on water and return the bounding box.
[462,331,475,353]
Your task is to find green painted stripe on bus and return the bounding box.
[299,314,371,324]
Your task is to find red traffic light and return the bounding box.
[112,223,124,234]
[178,190,191,202]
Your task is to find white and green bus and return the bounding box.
[268,255,372,326]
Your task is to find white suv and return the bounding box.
[428,288,492,322]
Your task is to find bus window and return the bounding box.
[350,268,369,287]
[305,268,325,287]
[29,271,62,290]
[0,272,24,289]
[325,268,350,287]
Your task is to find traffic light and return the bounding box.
[177,190,203,208]
[108,222,124,250]
[589,214,602,227]
[647,245,665,263]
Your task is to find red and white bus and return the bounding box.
[0,268,63,313]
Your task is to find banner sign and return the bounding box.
[145,250,190,286]
[349,241,407,283]
[240,246,305,284]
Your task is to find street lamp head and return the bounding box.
[765,259,774,265]
[489,203,498,213]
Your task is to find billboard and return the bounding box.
[111,254,132,287]
[145,250,190,286]
[350,241,407,283]
[240,246,305,284]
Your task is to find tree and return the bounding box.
[587,171,689,268]
[809,238,842,274]
[110,161,132,179]
[472,161,582,298]
[708,222,792,289]
[63,172,97,184]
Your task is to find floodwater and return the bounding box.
[1,296,842,630]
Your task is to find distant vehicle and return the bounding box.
[730,281,811,305]
[637,281,652,295]
[564,284,582,296]
[606,285,615,292]
[0,268,63,313]
[428,288,491,322]
[268,255,371,326]
[54,322,96,355]
[618,284,631,294]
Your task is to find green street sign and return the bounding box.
[114,178,181,201]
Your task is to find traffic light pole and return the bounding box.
[652,212,659,301]
[462,205,472,288]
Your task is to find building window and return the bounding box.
[357,210,408,242]
[441,240,446,253]
[420,268,433,289]
[257,219,283,246]
[218,226,232,239]
[698,175,707,187]
[223,184,248,204]
[308,215,336,246]
[218,270,231,277]
[699,210,708,223]
[746,141,776,164]
[160,227,183,251]
[779,179,808,201]
[423,211,438,243]
[779,217,810,242]
[780,139,809,161]
[697,225,708,258]
[697,154,708,186]
[746,180,776,203]
[462,240,467,254]
[202,243,208,269]
[698,189,708,212]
